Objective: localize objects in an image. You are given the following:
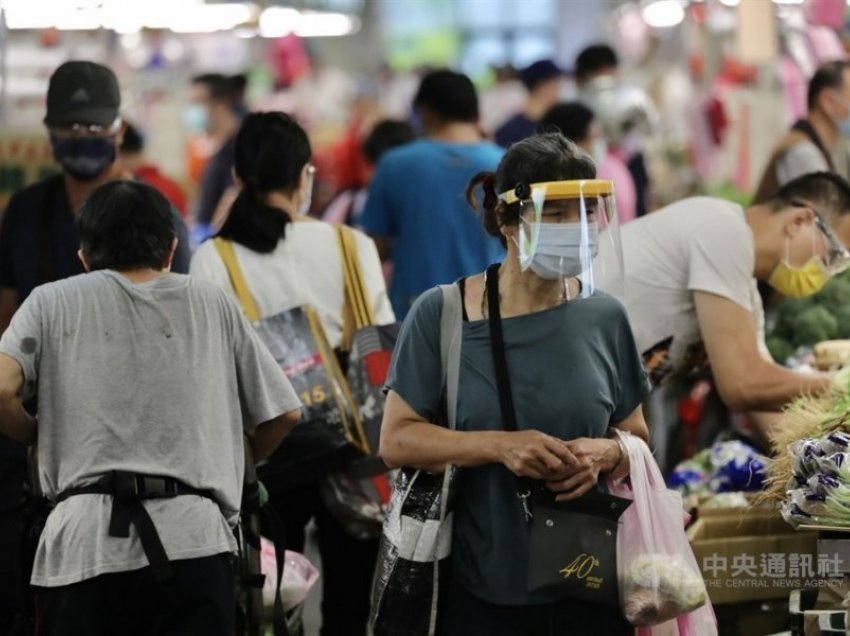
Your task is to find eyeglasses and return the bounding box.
[795,200,850,275]
[49,118,122,140]
[813,212,850,275]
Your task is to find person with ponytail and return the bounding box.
[190,111,394,636]
[379,132,651,634]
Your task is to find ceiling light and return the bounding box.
[642,0,685,28]
[259,7,359,38]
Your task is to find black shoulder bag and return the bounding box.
[483,263,630,607]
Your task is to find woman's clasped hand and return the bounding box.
[495,429,621,500]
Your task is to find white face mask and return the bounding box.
[298,166,315,215]
[519,221,600,280]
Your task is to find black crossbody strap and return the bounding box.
[484,263,534,517]
[791,119,835,171]
[486,264,518,431]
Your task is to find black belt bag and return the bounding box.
[526,487,629,604]
[55,471,216,582]
[483,263,629,608]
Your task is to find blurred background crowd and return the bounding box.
[0,0,846,231]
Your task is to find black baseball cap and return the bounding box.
[44,61,121,128]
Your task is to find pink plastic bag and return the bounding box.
[260,537,320,611]
[608,433,717,636]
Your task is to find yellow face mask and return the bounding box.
[768,257,829,298]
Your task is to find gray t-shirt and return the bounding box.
[775,141,830,186]
[0,271,300,587]
[385,287,651,605]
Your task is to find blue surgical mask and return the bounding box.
[526,222,600,280]
[839,117,850,138]
[184,104,209,133]
[50,136,116,181]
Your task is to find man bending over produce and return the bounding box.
[598,172,850,413]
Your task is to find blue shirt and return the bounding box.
[360,139,505,319]
[495,113,536,148]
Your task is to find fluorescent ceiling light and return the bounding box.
[259,7,360,38]
[719,0,739,6]
[642,0,685,28]
[2,0,257,33]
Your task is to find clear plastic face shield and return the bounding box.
[498,180,625,299]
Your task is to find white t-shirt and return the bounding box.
[190,221,395,346]
[599,197,764,385]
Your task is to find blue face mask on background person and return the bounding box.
[184,104,209,133]
[839,117,850,138]
[50,136,116,182]
[526,222,600,280]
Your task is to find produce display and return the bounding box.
[763,389,850,526]
[780,431,850,528]
[767,271,850,364]
[669,440,767,496]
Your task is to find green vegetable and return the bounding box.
[766,336,795,364]
[791,305,839,348]
[819,278,850,314]
[772,296,818,340]
[834,305,850,338]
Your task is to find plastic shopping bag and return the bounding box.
[608,433,717,635]
[260,537,320,611]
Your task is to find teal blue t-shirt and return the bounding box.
[385,286,652,605]
[360,140,505,320]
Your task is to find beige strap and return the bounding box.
[337,226,375,351]
[213,238,260,322]
[340,226,375,326]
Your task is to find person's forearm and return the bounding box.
[380,421,505,472]
[721,361,831,412]
[0,394,36,445]
[252,408,301,462]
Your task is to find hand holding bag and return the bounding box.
[608,432,717,635]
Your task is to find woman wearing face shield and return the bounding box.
[190,112,394,636]
[379,132,651,634]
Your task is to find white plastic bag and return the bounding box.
[260,537,320,611]
[608,433,717,635]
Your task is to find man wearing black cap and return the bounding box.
[494,59,564,148]
[0,61,191,334]
[0,60,190,633]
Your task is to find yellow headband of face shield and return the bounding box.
[497,179,615,205]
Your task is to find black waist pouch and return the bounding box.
[527,488,631,607]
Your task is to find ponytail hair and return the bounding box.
[219,182,290,254]
[466,132,595,248]
[467,170,520,248]
[216,112,310,254]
